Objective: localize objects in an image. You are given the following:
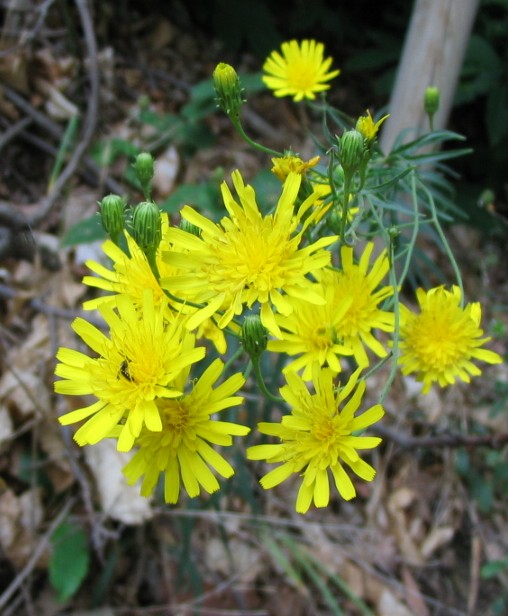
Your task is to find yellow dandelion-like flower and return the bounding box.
[271,154,320,182]
[55,290,206,452]
[269,242,394,372]
[356,110,389,141]
[82,214,227,354]
[398,285,503,393]
[263,39,340,102]
[268,279,355,380]
[247,365,384,514]
[162,170,338,337]
[122,358,249,503]
[82,213,172,312]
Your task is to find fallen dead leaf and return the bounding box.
[84,439,153,525]
[377,588,414,616]
[420,526,455,560]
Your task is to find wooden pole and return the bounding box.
[379,0,480,153]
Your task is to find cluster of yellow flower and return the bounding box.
[54,40,502,514]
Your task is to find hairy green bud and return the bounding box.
[132,200,161,254]
[242,314,268,359]
[213,62,244,121]
[98,194,125,242]
[133,152,155,198]
[338,129,365,175]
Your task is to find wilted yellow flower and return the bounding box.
[271,154,320,181]
[356,110,389,141]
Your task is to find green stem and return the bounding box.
[379,235,401,405]
[231,118,282,158]
[418,178,464,305]
[338,172,352,249]
[251,355,284,403]
[146,249,160,281]
[395,170,420,288]
[368,198,401,405]
[222,345,245,374]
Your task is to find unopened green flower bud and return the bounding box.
[133,152,154,198]
[180,219,201,237]
[132,200,161,254]
[213,62,243,120]
[388,226,400,240]
[242,315,268,359]
[99,194,125,241]
[424,86,440,118]
[339,129,365,175]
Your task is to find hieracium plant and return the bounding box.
[55,40,503,514]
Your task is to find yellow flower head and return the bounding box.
[263,39,340,102]
[83,213,173,312]
[162,170,338,337]
[399,286,503,393]
[82,214,227,354]
[55,290,206,452]
[356,110,389,141]
[271,154,320,182]
[122,359,249,503]
[247,365,384,514]
[269,242,395,373]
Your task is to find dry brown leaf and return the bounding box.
[0,487,45,569]
[0,369,49,417]
[34,77,78,120]
[377,588,414,616]
[204,536,265,582]
[420,526,455,559]
[152,145,180,197]
[401,565,430,616]
[84,439,153,525]
[387,487,424,566]
[0,404,14,447]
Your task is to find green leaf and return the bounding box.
[160,182,220,215]
[481,556,508,579]
[138,109,179,132]
[181,79,217,122]
[49,520,90,603]
[91,138,140,167]
[60,215,106,247]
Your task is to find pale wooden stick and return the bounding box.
[380,0,480,153]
